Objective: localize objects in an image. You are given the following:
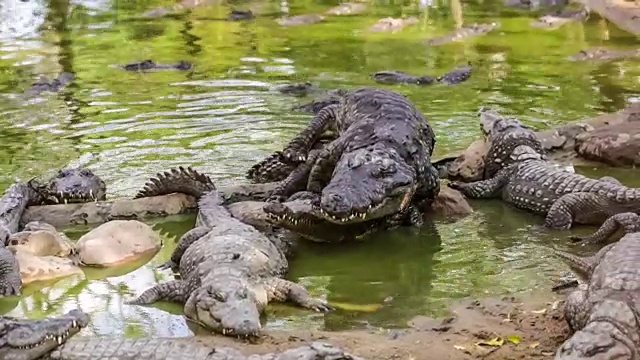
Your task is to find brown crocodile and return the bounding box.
[424,23,500,46]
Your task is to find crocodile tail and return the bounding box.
[246,152,296,183]
[126,280,187,305]
[135,166,215,199]
[553,249,593,282]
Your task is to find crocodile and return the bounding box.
[118,60,192,71]
[0,168,105,296]
[0,309,363,360]
[568,47,640,62]
[424,22,500,46]
[127,170,332,337]
[448,111,640,229]
[530,4,589,29]
[371,63,472,86]
[228,9,253,20]
[262,87,440,225]
[28,73,74,96]
[554,212,640,359]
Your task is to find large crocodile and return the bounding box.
[260,87,440,226]
[0,168,105,296]
[0,309,363,360]
[423,22,499,46]
[448,111,640,229]
[127,170,332,337]
[554,212,640,359]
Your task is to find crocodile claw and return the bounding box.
[302,299,334,312]
[282,148,307,163]
[157,260,176,271]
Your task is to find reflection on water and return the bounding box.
[0,0,638,335]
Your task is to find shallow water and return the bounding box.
[0,0,639,336]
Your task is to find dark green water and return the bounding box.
[0,0,638,337]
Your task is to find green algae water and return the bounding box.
[0,0,639,337]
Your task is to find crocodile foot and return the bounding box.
[299,297,334,312]
[157,260,178,272]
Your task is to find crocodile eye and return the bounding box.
[79,169,92,177]
[57,169,69,178]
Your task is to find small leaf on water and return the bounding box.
[507,335,521,345]
[529,342,540,349]
[476,337,504,347]
[453,345,467,351]
[531,308,547,314]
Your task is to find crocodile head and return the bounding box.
[555,319,636,359]
[0,309,89,360]
[318,147,417,224]
[264,199,383,242]
[478,108,546,177]
[42,168,106,204]
[184,282,262,338]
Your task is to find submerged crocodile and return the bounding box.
[554,212,640,359]
[28,72,74,96]
[0,168,105,296]
[448,111,640,229]
[530,4,589,29]
[117,60,192,71]
[371,62,472,86]
[0,309,363,360]
[261,87,440,226]
[128,169,332,337]
[568,47,640,62]
[424,22,499,46]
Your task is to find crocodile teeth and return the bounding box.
[89,189,93,199]
[64,198,68,204]
[56,336,63,345]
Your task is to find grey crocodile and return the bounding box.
[28,73,74,96]
[0,168,105,296]
[448,110,640,229]
[554,212,640,359]
[424,22,500,46]
[118,60,192,71]
[371,63,472,86]
[262,87,440,225]
[127,169,332,337]
[530,4,589,29]
[0,309,363,360]
[568,47,640,62]
[228,9,253,20]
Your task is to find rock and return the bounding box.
[11,248,83,285]
[7,221,74,257]
[427,187,473,219]
[444,139,488,182]
[75,220,161,267]
[575,122,640,167]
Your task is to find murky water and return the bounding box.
[0,0,639,337]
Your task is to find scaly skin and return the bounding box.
[266,87,440,225]
[568,47,640,62]
[449,111,640,230]
[28,73,74,96]
[43,338,363,360]
[423,22,499,46]
[1,309,362,360]
[0,168,106,296]
[436,62,473,85]
[127,169,332,337]
[554,212,640,359]
[371,71,435,85]
[119,60,192,71]
[0,309,89,360]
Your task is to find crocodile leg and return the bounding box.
[126,280,188,305]
[447,168,511,198]
[562,285,589,332]
[157,226,210,271]
[268,151,321,201]
[281,104,339,163]
[263,277,334,312]
[570,212,640,245]
[0,247,20,296]
[599,176,622,185]
[306,138,348,193]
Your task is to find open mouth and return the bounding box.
[220,327,260,340]
[318,188,414,223]
[48,190,99,204]
[317,205,375,222]
[9,319,83,349]
[266,211,316,227]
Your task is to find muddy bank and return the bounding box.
[193,292,568,360]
